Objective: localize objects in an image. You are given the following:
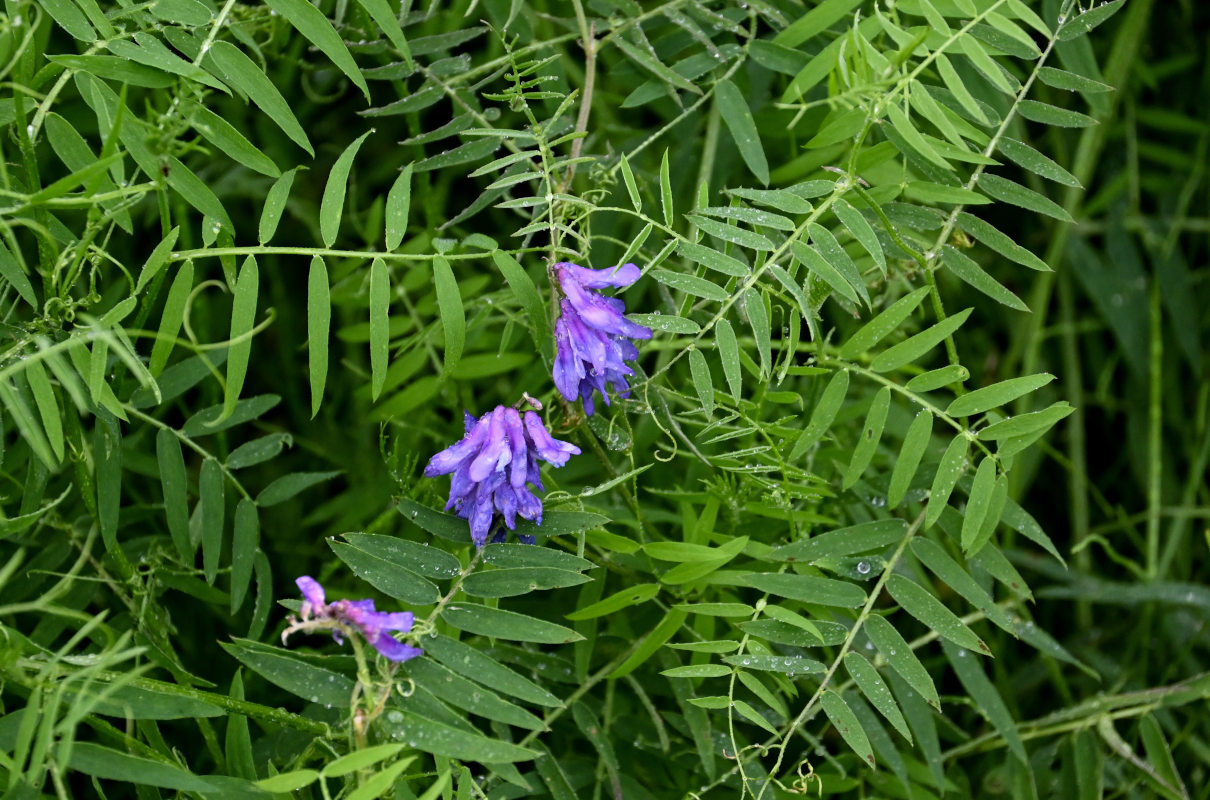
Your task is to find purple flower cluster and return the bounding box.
[552,262,652,415]
[290,576,422,663]
[424,406,580,547]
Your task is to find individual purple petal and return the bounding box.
[424,414,489,477]
[522,411,580,466]
[468,408,511,482]
[368,634,423,662]
[556,262,641,289]
[502,408,530,489]
[296,576,326,614]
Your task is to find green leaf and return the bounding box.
[68,744,217,792]
[165,157,232,231]
[727,187,813,214]
[107,35,227,91]
[886,574,990,655]
[230,499,258,613]
[265,0,370,99]
[775,0,863,47]
[1057,0,1125,41]
[307,257,330,418]
[926,434,969,528]
[721,654,824,675]
[613,35,702,95]
[206,42,313,155]
[619,152,642,211]
[369,257,389,400]
[888,409,933,508]
[904,181,989,206]
[150,262,194,376]
[716,318,742,399]
[224,639,354,705]
[257,471,339,507]
[833,199,886,276]
[0,239,38,309]
[956,212,1051,272]
[978,402,1074,441]
[259,168,300,244]
[200,457,224,584]
[742,572,867,608]
[844,652,911,741]
[342,533,461,579]
[424,635,560,707]
[406,659,542,730]
[978,174,1073,222]
[997,137,1080,187]
[808,223,870,306]
[492,250,549,350]
[1017,99,1098,128]
[353,0,412,64]
[678,240,750,277]
[156,428,191,560]
[960,35,1017,95]
[320,130,372,247]
[187,102,279,177]
[870,308,972,373]
[433,255,464,375]
[692,216,776,251]
[442,603,584,644]
[1036,66,1114,94]
[566,584,660,621]
[807,106,867,148]
[865,614,940,709]
[689,348,715,416]
[461,567,591,598]
[789,369,849,460]
[653,269,727,303]
[821,691,875,767]
[183,395,281,437]
[661,664,731,679]
[659,149,674,226]
[24,361,63,462]
[959,457,999,553]
[483,541,594,572]
[839,286,931,359]
[674,602,756,618]
[323,745,407,778]
[942,641,1025,763]
[746,289,771,378]
[946,373,1054,417]
[911,538,1014,633]
[379,710,538,763]
[396,497,472,544]
[886,103,949,168]
[766,264,811,320]
[39,0,97,40]
[768,519,906,564]
[791,240,859,305]
[906,364,968,392]
[935,54,991,125]
[715,79,769,184]
[385,162,413,250]
[135,228,180,294]
[222,257,258,422]
[940,245,1028,311]
[608,608,687,679]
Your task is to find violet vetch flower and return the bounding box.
[424,406,580,547]
[552,262,652,415]
[287,576,422,663]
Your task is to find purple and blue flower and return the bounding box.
[552,262,652,415]
[287,576,422,663]
[424,406,580,547]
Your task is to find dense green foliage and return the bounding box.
[1,0,1207,798]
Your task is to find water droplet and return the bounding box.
[856,561,871,575]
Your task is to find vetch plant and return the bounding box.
[0,0,1204,799]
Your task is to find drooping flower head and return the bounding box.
[552,262,652,415]
[424,406,580,547]
[286,576,422,663]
